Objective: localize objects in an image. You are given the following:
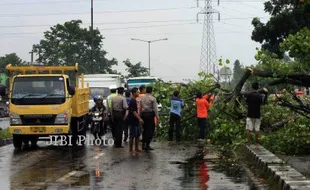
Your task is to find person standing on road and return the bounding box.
[123,91,131,142]
[195,92,214,141]
[107,85,117,139]
[137,85,146,115]
[169,90,184,143]
[128,87,144,152]
[139,86,159,152]
[111,87,128,148]
[137,85,146,144]
[243,82,268,145]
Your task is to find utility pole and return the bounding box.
[131,38,168,76]
[148,42,151,75]
[29,51,33,64]
[197,0,220,77]
[90,0,94,74]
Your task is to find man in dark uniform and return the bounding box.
[111,87,128,148]
[139,86,159,152]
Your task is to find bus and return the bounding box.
[125,76,159,90]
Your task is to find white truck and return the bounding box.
[81,74,122,109]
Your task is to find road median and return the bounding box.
[245,144,310,190]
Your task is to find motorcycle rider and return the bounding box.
[91,95,107,136]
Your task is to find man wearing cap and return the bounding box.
[111,87,128,148]
[107,85,117,139]
[139,86,159,152]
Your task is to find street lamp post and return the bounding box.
[90,0,94,74]
[131,38,168,76]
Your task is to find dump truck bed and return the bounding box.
[71,87,89,117]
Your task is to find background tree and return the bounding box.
[0,53,25,86]
[251,0,310,56]
[0,53,25,69]
[124,59,149,77]
[230,60,244,88]
[33,20,118,74]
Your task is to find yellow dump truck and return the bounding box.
[0,63,89,149]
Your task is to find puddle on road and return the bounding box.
[173,146,256,190]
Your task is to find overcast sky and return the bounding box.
[0,0,269,82]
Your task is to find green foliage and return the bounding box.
[0,129,11,140]
[261,118,310,154]
[154,59,310,155]
[0,53,25,69]
[123,59,149,77]
[255,49,293,75]
[251,0,310,56]
[0,53,25,86]
[280,27,310,72]
[153,74,215,141]
[33,20,118,74]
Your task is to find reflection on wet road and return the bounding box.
[0,134,256,189]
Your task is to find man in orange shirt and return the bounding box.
[195,91,214,141]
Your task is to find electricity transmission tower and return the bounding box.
[197,0,220,76]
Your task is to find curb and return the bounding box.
[246,144,310,190]
[0,138,12,147]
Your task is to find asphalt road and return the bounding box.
[0,131,256,190]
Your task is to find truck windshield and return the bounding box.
[90,87,110,99]
[11,76,66,105]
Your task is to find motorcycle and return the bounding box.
[90,110,104,140]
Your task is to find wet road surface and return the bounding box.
[0,132,257,190]
[279,154,310,178]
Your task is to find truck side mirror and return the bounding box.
[68,86,75,96]
[0,86,6,96]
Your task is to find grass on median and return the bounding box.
[0,128,11,140]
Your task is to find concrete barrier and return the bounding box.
[246,144,310,190]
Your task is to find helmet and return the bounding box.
[93,95,103,102]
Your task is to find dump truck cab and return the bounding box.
[4,63,89,149]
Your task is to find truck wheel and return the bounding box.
[13,135,22,149]
[78,117,87,146]
[31,137,38,147]
[70,118,78,146]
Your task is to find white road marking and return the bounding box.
[56,171,77,182]
[93,152,104,159]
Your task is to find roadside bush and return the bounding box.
[0,128,11,140]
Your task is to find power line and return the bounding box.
[221,5,258,17]
[0,25,253,39]
[0,16,267,32]
[0,31,250,39]
[0,7,196,18]
[0,0,265,6]
[0,16,267,28]
[0,22,197,36]
[0,19,196,28]
[0,15,267,37]
[0,0,108,6]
